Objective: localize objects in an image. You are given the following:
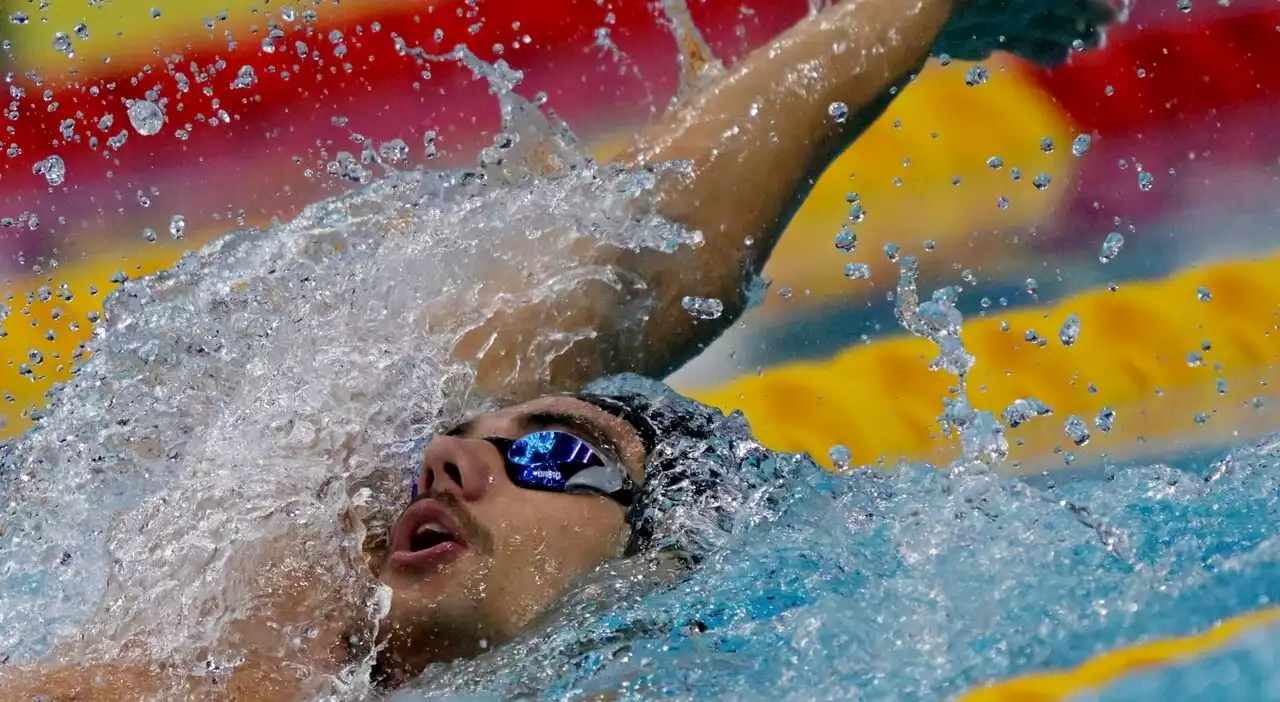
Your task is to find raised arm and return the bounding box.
[608,0,957,380]
[456,0,1114,401]
[455,0,961,400]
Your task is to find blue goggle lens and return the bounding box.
[410,430,615,501]
[506,430,604,489]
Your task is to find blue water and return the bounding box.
[394,427,1280,701]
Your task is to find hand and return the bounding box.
[935,0,1118,67]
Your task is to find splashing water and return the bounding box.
[0,49,698,672]
[1099,231,1125,263]
[2,29,1278,702]
[661,0,726,99]
[32,155,66,186]
[126,99,165,136]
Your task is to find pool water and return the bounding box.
[388,428,1280,701]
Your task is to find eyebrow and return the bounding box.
[444,418,479,438]
[519,410,623,458]
[442,410,632,463]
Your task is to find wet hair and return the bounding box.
[574,373,772,561]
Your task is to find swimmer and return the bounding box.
[1,0,1113,698]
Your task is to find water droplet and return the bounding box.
[1197,286,1212,302]
[1095,407,1116,432]
[231,65,257,89]
[846,197,866,223]
[378,139,409,164]
[52,32,75,56]
[828,444,852,471]
[1177,0,1192,12]
[827,101,849,123]
[1137,170,1154,191]
[986,156,1004,170]
[142,228,157,243]
[150,7,162,19]
[1001,397,1053,428]
[169,214,186,240]
[1098,232,1124,263]
[997,196,1009,210]
[1194,412,1209,425]
[833,226,856,252]
[1039,136,1055,153]
[1186,351,1204,367]
[1064,415,1091,446]
[1032,173,1051,190]
[1025,278,1038,297]
[883,242,900,262]
[844,262,870,280]
[681,296,723,320]
[74,23,89,40]
[32,155,65,186]
[965,65,989,87]
[1071,133,1092,157]
[1010,168,1023,182]
[127,99,164,136]
[1216,377,1227,395]
[1059,313,1081,346]
[923,239,936,252]
[8,11,28,24]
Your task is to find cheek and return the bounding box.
[483,494,628,587]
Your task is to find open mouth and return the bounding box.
[410,521,456,552]
[389,499,469,571]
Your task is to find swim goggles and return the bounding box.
[411,429,635,506]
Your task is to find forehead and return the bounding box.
[453,396,647,479]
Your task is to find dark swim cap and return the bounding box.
[574,373,772,560]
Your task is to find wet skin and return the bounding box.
[374,396,648,681]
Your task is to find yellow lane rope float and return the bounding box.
[959,606,1280,702]
[682,248,1280,474]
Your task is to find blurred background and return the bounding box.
[0,0,1277,469]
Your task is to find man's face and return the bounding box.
[376,395,646,667]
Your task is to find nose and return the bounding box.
[416,435,495,502]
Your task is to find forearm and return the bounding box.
[614,0,955,375]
